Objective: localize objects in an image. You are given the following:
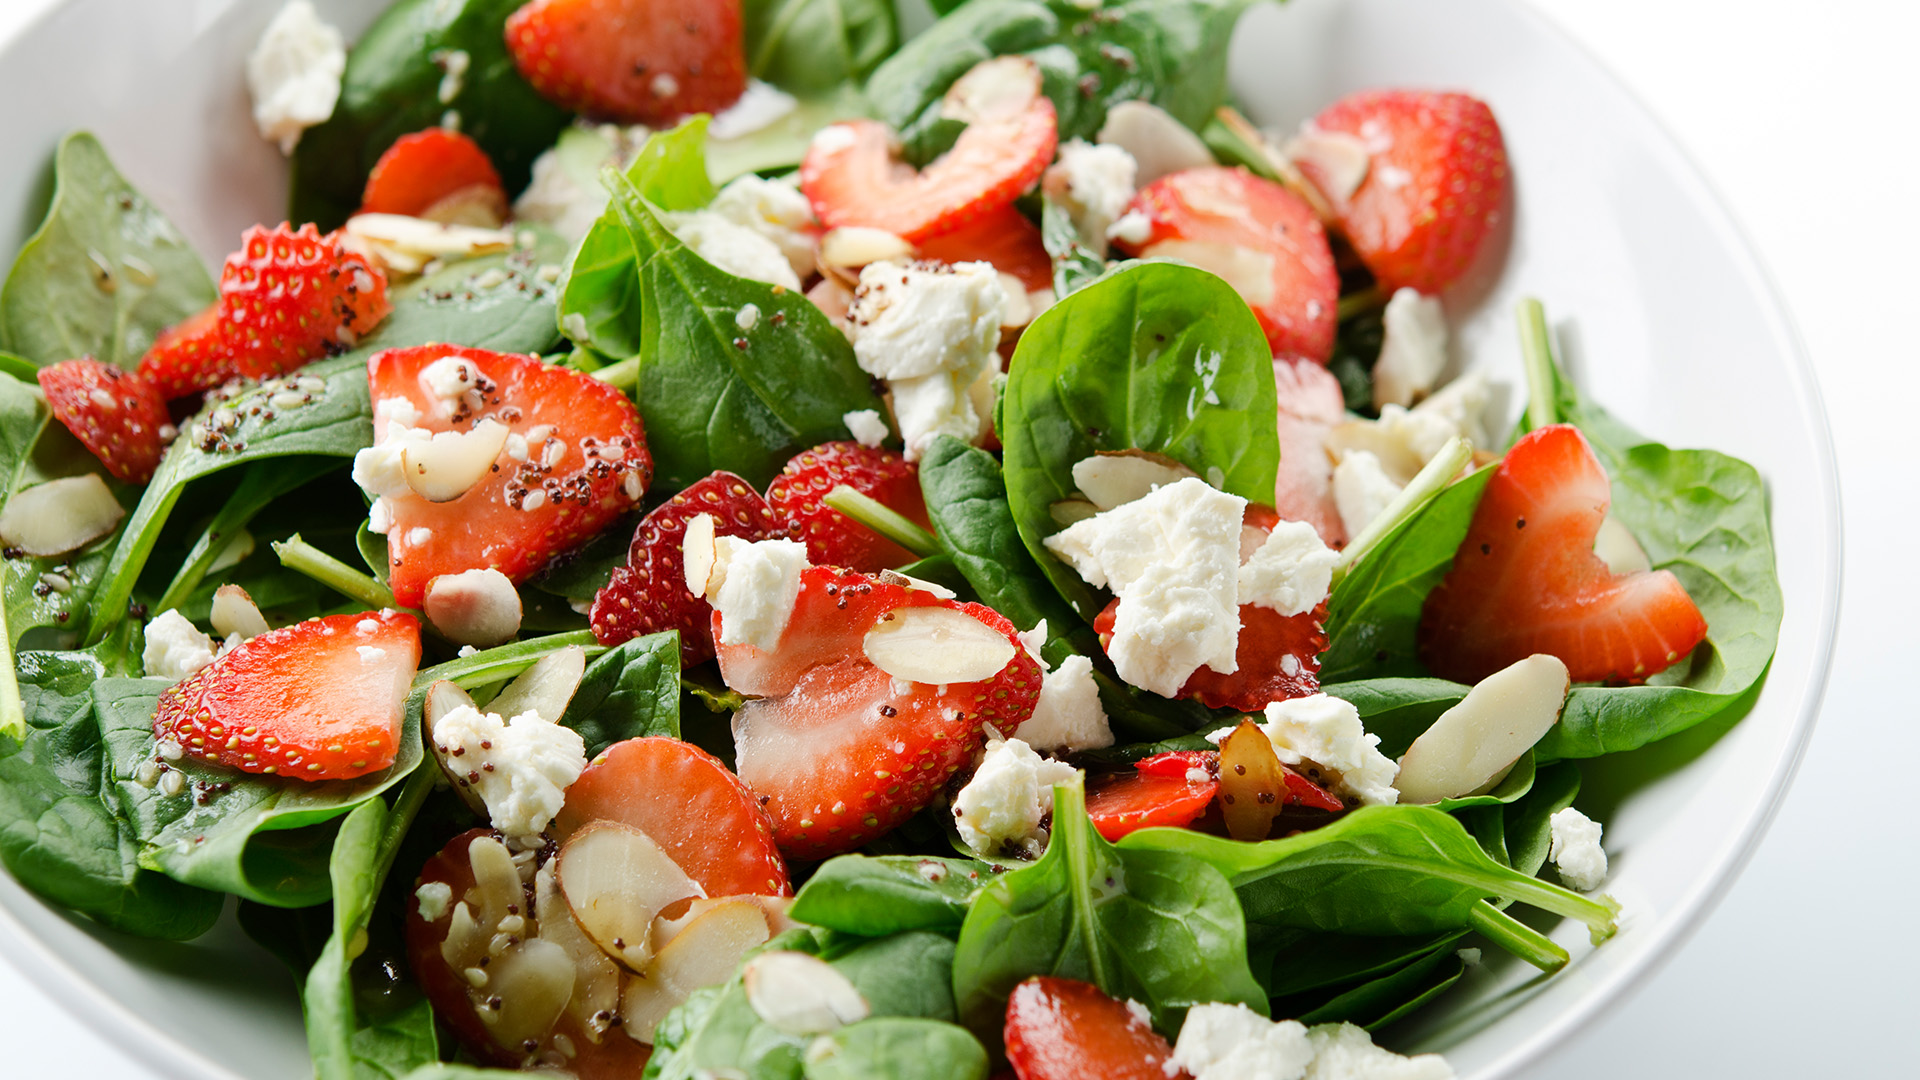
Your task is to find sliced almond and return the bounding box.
[742,950,869,1035]
[620,899,771,1044]
[877,568,957,600]
[1139,239,1277,307]
[345,212,514,259]
[0,474,125,556]
[558,820,705,972]
[1097,100,1216,186]
[480,938,575,1049]
[1284,128,1372,203]
[1049,498,1100,527]
[862,606,1016,685]
[1594,513,1651,574]
[939,56,1042,125]
[423,567,523,647]
[1070,450,1200,511]
[818,227,915,271]
[401,418,510,502]
[534,859,622,1044]
[1395,654,1571,804]
[208,584,270,641]
[683,512,719,596]
[653,895,798,952]
[420,182,509,229]
[423,681,488,817]
[486,644,586,724]
[1217,718,1287,842]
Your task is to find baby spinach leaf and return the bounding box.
[999,260,1279,621]
[559,630,682,756]
[289,0,570,230]
[1501,760,1581,879]
[745,0,899,94]
[0,649,223,939]
[917,435,1080,637]
[0,132,215,368]
[802,1017,988,1080]
[790,854,988,936]
[950,777,1266,1037]
[867,0,1253,159]
[1295,945,1464,1030]
[706,89,873,184]
[1254,925,1464,1001]
[1040,197,1107,298]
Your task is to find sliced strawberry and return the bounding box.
[505,0,747,125]
[152,610,421,780]
[801,59,1057,243]
[766,441,929,573]
[1004,977,1187,1080]
[138,223,390,400]
[590,471,782,664]
[1112,167,1338,363]
[361,128,507,225]
[1085,769,1217,842]
[1301,89,1510,294]
[719,567,1042,859]
[366,345,651,608]
[915,206,1053,292]
[554,736,789,897]
[1419,424,1708,683]
[1272,358,1348,545]
[1133,749,1342,814]
[1093,598,1326,715]
[36,358,169,483]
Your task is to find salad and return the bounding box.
[0,0,1785,1078]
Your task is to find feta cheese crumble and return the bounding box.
[1210,694,1399,806]
[1371,289,1449,409]
[432,704,588,843]
[143,610,217,681]
[1016,653,1112,754]
[706,79,798,140]
[1044,138,1139,250]
[1238,518,1339,616]
[1170,1003,1313,1080]
[1548,807,1608,891]
[415,880,453,922]
[246,1,345,154]
[708,173,818,282]
[703,537,810,650]
[952,737,1080,857]
[843,408,889,448]
[664,209,802,290]
[419,354,484,415]
[1332,448,1402,540]
[1304,1022,1454,1080]
[849,260,1005,382]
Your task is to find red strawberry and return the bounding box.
[915,205,1054,292]
[1179,603,1327,712]
[1272,357,1349,545]
[554,736,790,897]
[366,345,652,608]
[1420,424,1708,683]
[1085,768,1217,842]
[36,358,170,483]
[719,566,1043,859]
[138,223,390,401]
[360,128,507,225]
[801,59,1057,243]
[152,610,421,781]
[1004,977,1187,1080]
[590,471,783,664]
[766,441,930,573]
[504,0,747,125]
[1112,167,1339,363]
[1300,89,1510,295]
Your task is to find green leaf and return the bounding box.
[802,1017,988,1080]
[560,631,683,756]
[789,855,988,937]
[1254,925,1464,1000]
[288,0,570,230]
[1501,760,1582,878]
[917,435,1081,637]
[999,260,1279,621]
[706,89,873,185]
[1295,945,1464,1030]
[1040,197,1108,298]
[744,0,899,94]
[951,777,1266,1037]
[0,132,216,368]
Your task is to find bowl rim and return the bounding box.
[0,0,1843,1078]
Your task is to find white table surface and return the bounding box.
[0,0,1908,1076]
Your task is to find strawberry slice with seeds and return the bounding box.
[505,0,747,125]
[1085,768,1217,842]
[361,128,507,225]
[591,471,782,664]
[152,610,421,780]
[801,58,1057,244]
[718,567,1042,859]
[1420,424,1708,683]
[766,441,930,573]
[915,205,1054,292]
[365,345,652,608]
[1093,598,1327,715]
[37,358,170,483]
[1005,977,1187,1080]
[1301,89,1510,295]
[1113,166,1339,362]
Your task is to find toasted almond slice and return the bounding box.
[818,227,915,271]
[1070,450,1200,511]
[683,512,719,596]
[1285,128,1372,203]
[1097,100,1216,186]
[480,938,575,1048]
[423,567,523,647]
[558,821,705,972]
[1594,513,1651,574]
[742,950,869,1035]
[620,899,771,1044]
[877,568,956,600]
[345,212,514,258]
[1049,498,1100,527]
[402,418,510,502]
[0,474,126,556]
[1395,654,1570,804]
[485,644,586,724]
[420,182,509,229]
[208,584,270,640]
[862,606,1016,685]
[534,859,622,1045]
[940,56,1042,125]
[653,895,797,951]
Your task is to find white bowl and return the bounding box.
[0,1,1841,1078]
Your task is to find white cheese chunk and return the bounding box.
[431,705,587,842]
[246,1,345,154]
[1303,1022,1454,1080]
[889,368,990,462]
[708,173,817,283]
[1332,448,1403,538]
[1548,807,1608,891]
[843,408,889,449]
[706,538,810,650]
[1171,1003,1314,1080]
[143,610,218,682]
[1044,138,1138,250]
[707,79,798,141]
[848,260,1005,382]
[665,209,803,290]
[1372,289,1450,410]
[1015,654,1112,754]
[1210,694,1399,807]
[952,738,1080,858]
[1239,519,1338,616]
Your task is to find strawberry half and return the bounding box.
[766,441,930,573]
[36,358,170,483]
[1005,977,1186,1080]
[505,0,747,125]
[361,128,507,225]
[801,58,1057,243]
[1419,424,1708,683]
[1085,766,1217,842]
[1301,89,1510,295]
[915,205,1054,292]
[152,610,421,781]
[718,567,1042,859]
[138,223,390,401]
[1113,166,1339,363]
[365,345,652,608]
[590,471,783,664]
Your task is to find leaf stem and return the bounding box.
[0,598,21,742]
[272,534,397,610]
[1208,107,1338,226]
[1517,298,1558,432]
[591,356,638,393]
[823,485,944,559]
[1466,899,1568,973]
[1337,285,1385,322]
[1331,437,1474,584]
[414,630,604,693]
[1051,775,1112,991]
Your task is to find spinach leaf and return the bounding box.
[1501,760,1581,878]
[917,435,1080,637]
[559,630,682,756]
[1254,925,1464,1000]
[533,509,636,607]
[950,777,1265,1036]
[289,0,570,230]
[0,132,215,368]
[999,260,1279,621]
[802,1017,988,1080]
[0,649,223,938]
[789,855,988,936]
[1040,197,1107,298]
[866,0,1252,160]
[706,89,873,185]
[744,0,898,94]
[152,456,344,614]
[1294,945,1463,1030]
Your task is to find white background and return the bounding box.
[0,0,1909,1076]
